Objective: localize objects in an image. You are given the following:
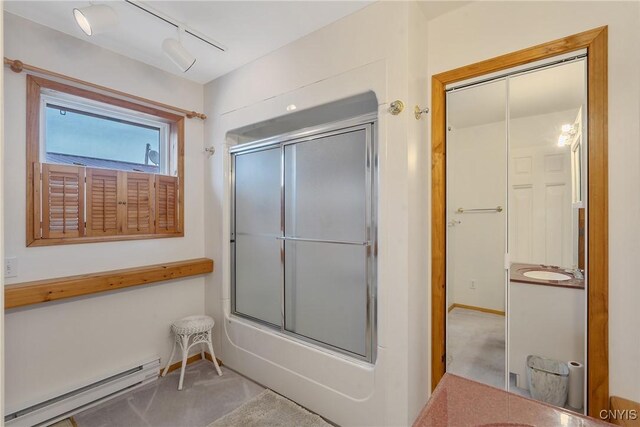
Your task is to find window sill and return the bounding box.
[27,232,184,247]
[4,257,213,309]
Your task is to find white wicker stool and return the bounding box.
[161,315,222,390]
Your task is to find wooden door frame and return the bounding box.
[431,27,608,417]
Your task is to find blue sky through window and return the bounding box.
[45,104,161,165]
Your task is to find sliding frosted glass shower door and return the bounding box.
[233,147,282,326]
[283,127,372,358]
[231,119,376,362]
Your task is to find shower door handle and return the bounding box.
[276,236,370,246]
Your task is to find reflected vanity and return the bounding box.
[445,55,587,413]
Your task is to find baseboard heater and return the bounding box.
[4,357,160,427]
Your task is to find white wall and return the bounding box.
[428,0,640,402]
[406,1,430,417]
[203,2,429,425]
[3,13,207,411]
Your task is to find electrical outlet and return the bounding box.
[470,279,476,289]
[5,257,18,278]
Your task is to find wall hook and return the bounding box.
[204,146,216,157]
[415,105,429,120]
[388,100,404,115]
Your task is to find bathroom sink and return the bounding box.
[523,270,572,281]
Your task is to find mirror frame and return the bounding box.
[430,27,608,417]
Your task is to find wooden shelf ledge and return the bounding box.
[5,258,214,309]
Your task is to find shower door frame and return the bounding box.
[230,114,378,363]
[430,26,608,417]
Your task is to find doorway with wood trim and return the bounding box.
[431,27,608,418]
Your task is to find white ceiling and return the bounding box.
[3,1,375,84]
[448,60,586,129]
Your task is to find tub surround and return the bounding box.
[413,374,609,426]
[510,263,584,289]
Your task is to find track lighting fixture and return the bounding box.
[72,2,217,73]
[73,4,118,36]
[162,28,196,73]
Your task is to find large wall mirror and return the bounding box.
[431,27,608,417]
[446,56,587,410]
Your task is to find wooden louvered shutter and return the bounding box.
[120,172,155,235]
[156,175,179,233]
[86,168,118,236]
[41,164,85,238]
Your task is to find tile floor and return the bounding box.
[73,360,264,427]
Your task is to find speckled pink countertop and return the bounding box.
[413,374,612,427]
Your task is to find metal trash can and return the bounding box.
[527,355,569,406]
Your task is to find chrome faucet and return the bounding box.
[572,268,584,280]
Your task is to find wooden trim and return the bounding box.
[431,75,447,391]
[26,231,183,247]
[162,352,224,376]
[26,75,186,246]
[430,26,608,418]
[5,57,206,120]
[609,396,640,427]
[448,303,505,316]
[4,258,213,309]
[29,76,182,122]
[431,27,606,85]
[587,27,609,418]
[26,75,40,246]
[32,163,41,240]
[175,118,185,234]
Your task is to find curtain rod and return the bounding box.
[4,57,207,120]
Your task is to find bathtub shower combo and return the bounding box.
[229,94,378,363]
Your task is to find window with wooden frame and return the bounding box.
[26,75,184,246]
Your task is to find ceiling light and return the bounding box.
[286,104,297,112]
[73,4,118,36]
[558,123,578,147]
[557,135,568,147]
[162,38,196,73]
